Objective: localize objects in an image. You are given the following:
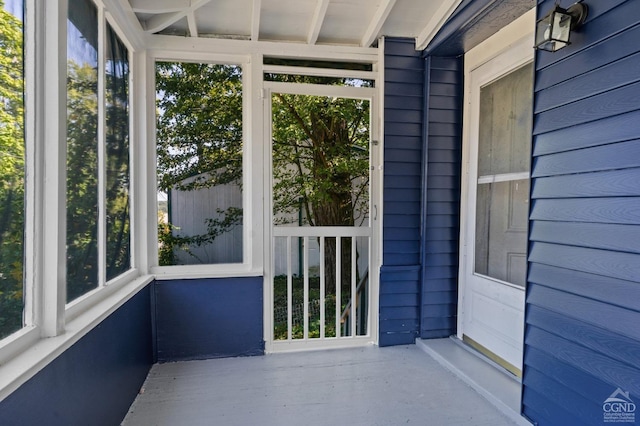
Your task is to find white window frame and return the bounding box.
[148,51,264,280]
[456,8,535,371]
[0,0,152,402]
[64,6,140,321]
[0,1,384,402]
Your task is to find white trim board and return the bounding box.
[416,338,532,426]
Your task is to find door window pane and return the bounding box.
[0,0,25,339]
[477,64,532,177]
[474,63,533,287]
[475,179,529,287]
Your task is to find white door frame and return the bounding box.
[262,81,382,353]
[457,9,535,371]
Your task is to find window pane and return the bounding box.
[66,0,98,301]
[105,24,130,280]
[156,62,243,265]
[474,180,529,287]
[474,63,532,288]
[477,64,532,177]
[0,0,25,339]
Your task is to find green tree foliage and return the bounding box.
[156,62,243,192]
[271,92,369,228]
[155,63,370,297]
[156,62,244,265]
[271,87,370,295]
[0,0,24,338]
[105,28,131,280]
[66,44,132,299]
[66,61,99,301]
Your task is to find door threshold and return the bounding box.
[416,337,532,426]
[462,335,522,378]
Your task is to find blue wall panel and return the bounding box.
[154,277,264,361]
[420,56,462,339]
[0,286,153,426]
[524,0,640,424]
[380,38,424,346]
[380,41,463,344]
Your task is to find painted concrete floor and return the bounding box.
[122,344,517,426]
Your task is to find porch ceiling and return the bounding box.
[125,0,463,49]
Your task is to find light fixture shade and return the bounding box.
[534,2,588,52]
[535,5,572,51]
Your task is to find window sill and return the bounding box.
[151,264,263,280]
[0,273,153,402]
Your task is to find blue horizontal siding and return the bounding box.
[533,110,640,156]
[532,139,640,177]
[524,1,640,424]
[528,263,640,312]
[535,51,640,113]
[379,264,421,345]
[379,38,425,346]
[533,80,640,134]
[533,169,640,198]
[530,197,640,224]
[530,221,640,254]
[527,305,640,369]
[420,56,462,339]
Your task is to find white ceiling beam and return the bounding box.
[251,0,262,41]
[187,11,198,37]
[129,0,190,13]
[360,0,397,47]
[144,11,187,33]
[415,0,464,50]
[307,0,330,45]
[143,0,212,34]
[104,0,146,48]
[146,33,379,64]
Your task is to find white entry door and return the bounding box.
[459,12,534,375]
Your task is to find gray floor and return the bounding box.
[123,344,518,426]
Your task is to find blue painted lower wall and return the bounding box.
[0,276,265,424]
[154,277,264,362]
[0,285,154,426]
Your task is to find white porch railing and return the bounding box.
[270,226,371,351]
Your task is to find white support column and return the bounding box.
[97,7,107,287]
[23,0,42,329]
[247,52,264,274]
[41,0,68,337]
[130,49,152,274]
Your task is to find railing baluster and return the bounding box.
[320,236,325,339]
[273,227,370,347]
[287,236,292,341]
[335,237,341,338]
[303,236,309,340]
[351,237,357,337]
[272,237,276,341]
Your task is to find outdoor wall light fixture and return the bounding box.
[534,2,588,52]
